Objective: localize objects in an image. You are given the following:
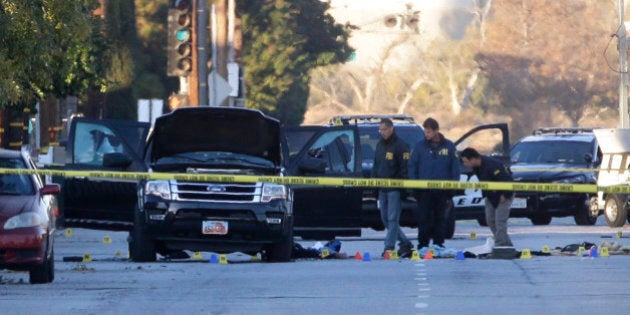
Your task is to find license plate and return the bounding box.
[511,198,527,209]
[202,221,228,235]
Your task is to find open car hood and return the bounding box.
[149,107,281,165]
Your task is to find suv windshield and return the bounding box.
[511,141,592,164]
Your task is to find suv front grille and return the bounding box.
[173,181,261,203]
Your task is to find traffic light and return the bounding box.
[167,0,193,77]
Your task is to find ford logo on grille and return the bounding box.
[207,185,226,192]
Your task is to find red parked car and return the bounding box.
[0,149,60,284]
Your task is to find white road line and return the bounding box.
[414,261,430,312]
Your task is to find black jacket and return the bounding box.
[473,156,514,208]
[371,132,410,191]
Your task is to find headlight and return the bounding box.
[261,183,288,202]
[553,175,585,184]
[145,180,171,199]
[4,212,46,229]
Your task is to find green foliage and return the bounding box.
[238,0,353,125]
[0,0,105,109]
[98,0,141,120]
[134,0,175,99]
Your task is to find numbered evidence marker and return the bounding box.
[411,250,421,261]
[320,248,330,258]
[470,232,477,240]
[82,253,92,262]
[542,245,550,254]
[219,254,228,264]
[103,236,112,244]
[520,249,532,259]
[65,228,73,237]
[192,251,203,260]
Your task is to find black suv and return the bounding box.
[330,115,511,237]
[329,115,424,231]
[509,127,601,225]
[59,107,364,262]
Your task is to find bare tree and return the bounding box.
[479,0,617,131]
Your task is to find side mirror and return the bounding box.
[103,152,133,168]
[584,153,593,164]
[41,184,61,195]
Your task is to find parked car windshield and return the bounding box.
[510,141,592,164]
[0,157,34,195]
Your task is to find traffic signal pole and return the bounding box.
[197,0,209,106]
[188,0,199,106]
[167,0,227,107]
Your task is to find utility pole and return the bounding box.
[216,0,229,106]
[197,0,209,105]
[619,0,629,128]
[188,0,199,105]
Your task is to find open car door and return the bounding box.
[60,118,150,231]
[451,123,510,224]
[282,125,363,240]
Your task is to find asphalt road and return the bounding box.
[1,216,630,315]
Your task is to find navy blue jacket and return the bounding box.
[473,155,514,208]
[371,133,410,191]
[408,133,460,182]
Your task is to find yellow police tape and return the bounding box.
[1,167,627,193]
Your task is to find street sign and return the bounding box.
[208,70,232,106]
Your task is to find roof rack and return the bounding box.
[329,114,415,126]
[533,127,595,135]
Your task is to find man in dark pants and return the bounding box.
[460,147,514,248]
[408,118,460,250]
[372,118,414,258]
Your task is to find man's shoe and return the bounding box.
[398,243,413,259]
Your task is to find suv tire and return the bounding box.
[530,214,552,225]
[604,194,628,227]
[265,227,293,263]
[444,201,455,239]
[574,197,597,226]
[130,209,157,262]
[476,217,487,227]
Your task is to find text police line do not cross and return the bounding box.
[0,167,612,194]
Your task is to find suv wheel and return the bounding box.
[265,228,293,263]
[130,209,156,262]
[444,201,455,239]
[574,196,597,226]
[530,214,552,225]
[476,217,487,227]
[604,194,628,227]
